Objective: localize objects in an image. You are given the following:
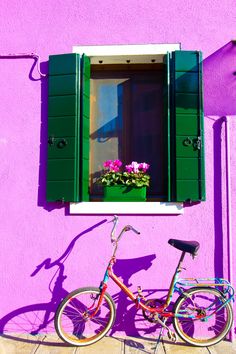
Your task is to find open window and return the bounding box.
[90,63,166,200]
[46,45,205,211]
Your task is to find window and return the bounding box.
[46,45,205,214]
[90,64,166,200]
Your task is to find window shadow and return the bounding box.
[0,57,59,211]
[203,41,236,278]
[213,118,224,278]
[203,41,236,116]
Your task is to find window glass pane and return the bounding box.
[130,72,165,196]
[90,74,130,196]
[90,66,166,198]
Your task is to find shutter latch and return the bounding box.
[48,136,55,146]
[193,136,201,150]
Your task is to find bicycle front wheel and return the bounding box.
[55,287,116,346]
[173,287,233,347]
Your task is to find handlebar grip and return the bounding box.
[125,225,140,234]
[131,226,141,235]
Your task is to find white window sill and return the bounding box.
[69,202,183,215]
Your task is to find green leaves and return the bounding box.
[98,171,150,188]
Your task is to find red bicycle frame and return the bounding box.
[91,250,188,320]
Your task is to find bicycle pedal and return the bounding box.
[167,331,177,343]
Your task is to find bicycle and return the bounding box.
[54,215,234,351]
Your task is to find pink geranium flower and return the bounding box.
[125,165,133,173]
[125,161,138,173]
[103,159,122,172]
[103,160,112,168]
[139,162,150,173]
[125,161,150,173]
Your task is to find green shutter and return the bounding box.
[47,53,81,202]
[80,54,90,201]
[169,51,205,202]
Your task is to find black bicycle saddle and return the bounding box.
[168,239,200,256]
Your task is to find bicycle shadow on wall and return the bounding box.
[0,219,106,345]
[0,223,167,345]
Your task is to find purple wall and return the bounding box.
[0,0,236,338]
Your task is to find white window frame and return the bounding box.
[70,43,183,215]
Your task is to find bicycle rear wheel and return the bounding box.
[55,287,116,346]
[173,287,233,346]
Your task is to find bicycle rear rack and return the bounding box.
[176,277,235,303]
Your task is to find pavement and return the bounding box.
[0,334,236,354]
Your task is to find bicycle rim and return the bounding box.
[55,287,116,346]
[173,287,233,346]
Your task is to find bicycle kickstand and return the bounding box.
[153,318,167,354]
[154,332,163,354]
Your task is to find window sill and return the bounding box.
[69,202,183,215]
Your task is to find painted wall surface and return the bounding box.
[0,0,236,338]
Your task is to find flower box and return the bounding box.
[104,185,146,202]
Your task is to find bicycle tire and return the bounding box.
[55,287,116,346]
[173,287,233,347]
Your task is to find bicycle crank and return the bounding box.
[142,298,165,323]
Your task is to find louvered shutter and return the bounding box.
[167,50,205,202]
[47,53,90,202]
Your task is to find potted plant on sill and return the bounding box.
[98,160,150,202]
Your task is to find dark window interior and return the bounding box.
[90,64,167,200]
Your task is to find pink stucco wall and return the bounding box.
[0,0,236,338]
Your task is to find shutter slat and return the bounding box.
[47,160,75,180]
[48,116,76,137]
[48,95,77,117]
[47,181,76,201]
[175,94,199,114]
[49,75,77,96]
[49,55,78,75]
[176,114,198,136]
[46,53,81,202]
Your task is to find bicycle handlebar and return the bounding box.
[109,215,140,243]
